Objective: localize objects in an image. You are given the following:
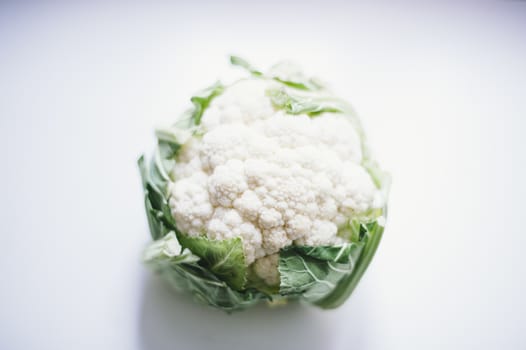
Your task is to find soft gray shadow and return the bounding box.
[139,274,370,350]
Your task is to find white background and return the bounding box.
[1,1,525,349]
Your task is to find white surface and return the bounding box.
[1,1,525,349]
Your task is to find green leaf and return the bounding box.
[278,243,364,303]
[288,245,355,263]
[230,55,263,76]
[144,233,267,312]
[337,218,362,242]
[313,218,386,309]
[337,208,385,242]
[177,235,248,291]
[143,231,186,265]
[138,154,177,240]
[156,139,182,183]
[362,158,392,195]
[138,155,148,189]
[139,156,166,240]
[155,128,188,147]
[190,81,224,126]
[144,194,165,240]
[273,78,322,91]
[145,183,165,212]
[266,88,345,117]
[230,56,323,91]
[269,61,324,91]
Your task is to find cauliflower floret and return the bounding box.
[233,190,262,221]
[207,208,263,264]
[199,124,251,171]
[337,162,378,214]
[168,173,213,236]
[261,228,292,255]
[168,79,381,284]
[311,114,362,163]
[207,159,248,207]
[294,219,339,246]
[173,138,202,178]
[252,254,280,286]
[286,214,312,240]
[200,79,277,129]
[258,208,283,229]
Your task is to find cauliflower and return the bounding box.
[140,56,389,312]
[170,78,377,266]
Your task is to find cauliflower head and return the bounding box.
[140,56,389,312]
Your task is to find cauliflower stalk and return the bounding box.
[139,56,389,312]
